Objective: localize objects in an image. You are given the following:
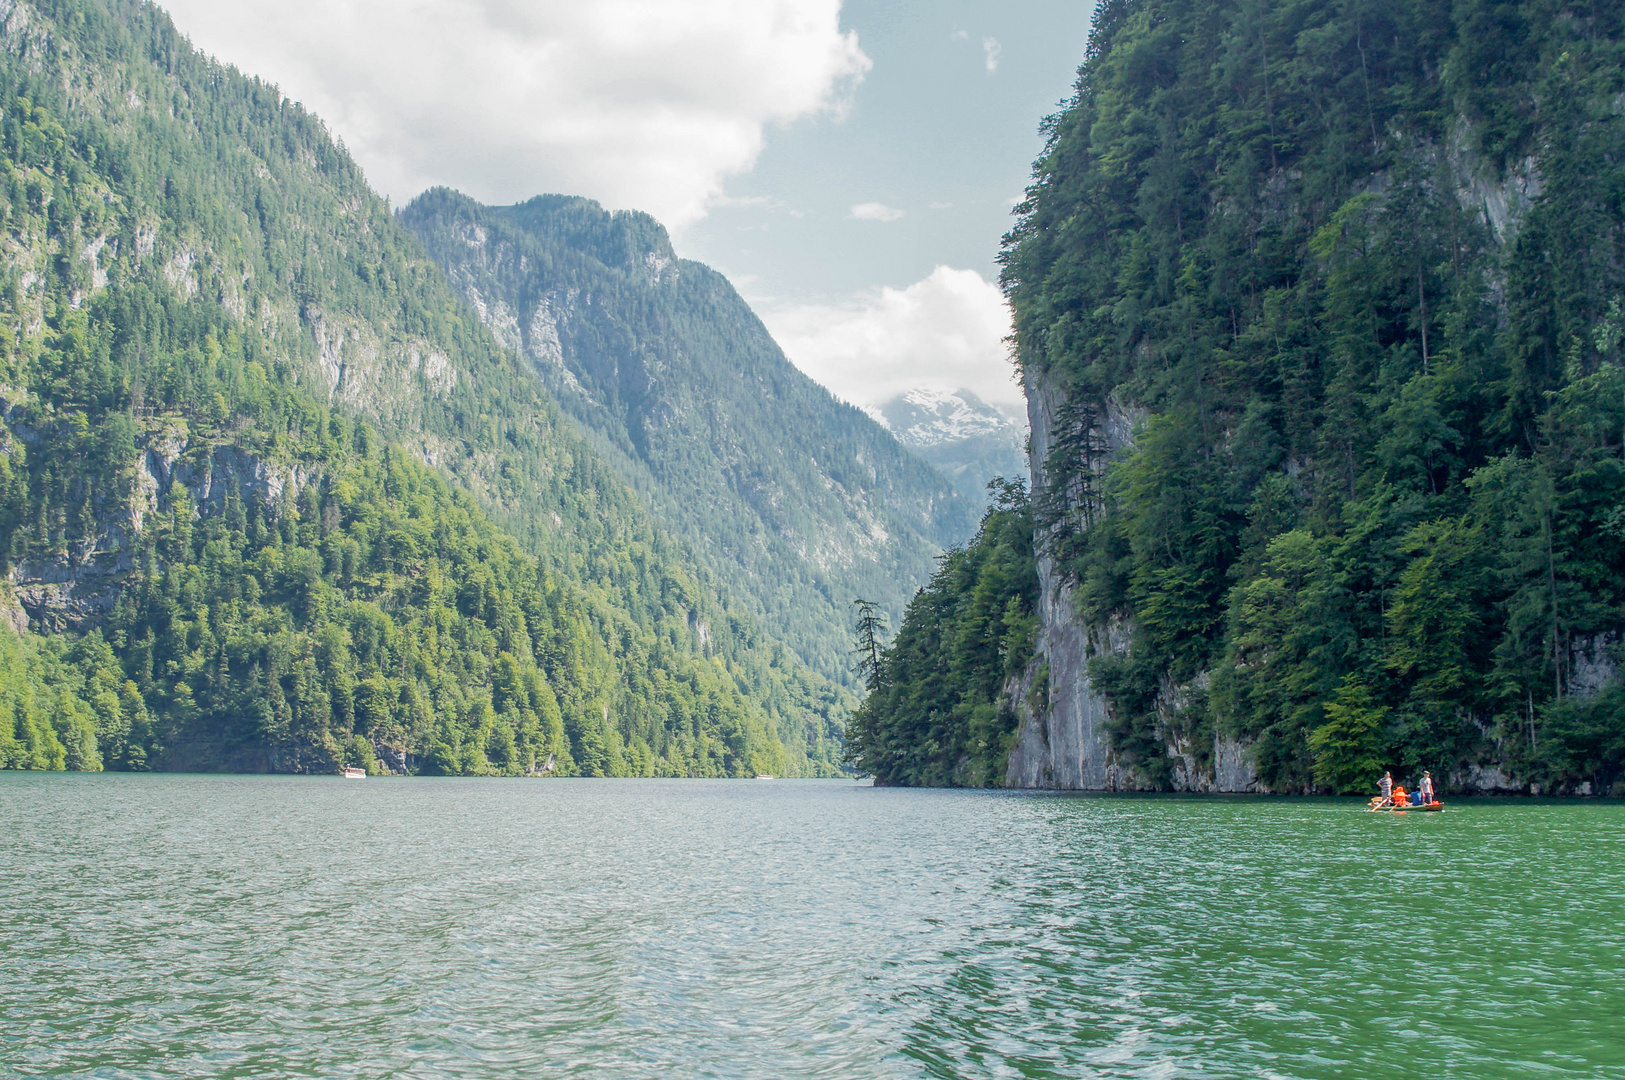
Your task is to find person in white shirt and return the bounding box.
[1418,770,1435,804]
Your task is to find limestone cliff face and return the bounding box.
[5,411,308,631]
[1005,365,1260,792]
[1003,144,1610,794]
[1004,365,1136,790]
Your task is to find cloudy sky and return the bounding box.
[159,0,1095,413]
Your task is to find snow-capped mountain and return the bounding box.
[873,389,1028,504]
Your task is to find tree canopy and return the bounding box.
[856,0,1625,793]
[0,0,848,776]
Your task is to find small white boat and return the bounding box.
[755,774,775,780]
[343,767,366,779]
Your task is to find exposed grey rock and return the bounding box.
[1004,559,1138,789]
[1007,365,1142,789]
[8,424,310,631]
[1211,737,1256,793]
[1460,764,1523,794]
[1446,120,1544,247]
[1006,364,1258,792]
[1568,633,1618,697]
[0,583,29,634]
[12,576,119,632]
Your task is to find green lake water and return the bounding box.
[2,775,1621,1078]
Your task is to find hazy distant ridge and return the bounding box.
[873,388,1027,504]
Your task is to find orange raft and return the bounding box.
[1367,794,1443,812]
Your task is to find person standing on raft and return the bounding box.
[1378,771,1394,806]
[1419,771,1436,805]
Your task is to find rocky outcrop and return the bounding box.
[162,443,311,518]
[1005,364,1138,789]
[1010,361,1618,794]
[7,422,309,631]
[1004,562,1138,789]
[1004,365,1260,792]
[1568,633,1619,697]
[11,559,123,633]
[0,583,28,634]
[1446,120,1544,247]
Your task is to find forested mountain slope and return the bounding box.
[401,191,977,684]
[851,0,1625,794]
[0,0,847,775]
[844,480,1037,787]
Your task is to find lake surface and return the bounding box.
[2,776,1622,1079]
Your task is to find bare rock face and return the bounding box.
[11,570,121,633]
[1004,560,1137,790]
[0,584,28,634]
[1004,364,1260,792]
[1210,737,1258,793]
[1004,363,1140,790]
[1001,126,1571,794]
[8,424,308,631]
[1568,633,1619,697]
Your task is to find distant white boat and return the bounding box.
[343,767,366,779]
[755,774,775,780]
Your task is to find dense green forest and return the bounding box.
[0,0,847,775]
[856,0,1625,793]
[4,418,828,776]
[843,480,1038,786]
[401,190,976,686]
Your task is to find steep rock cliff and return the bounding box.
[1007,366,1259,790]
[999,0,1625,794]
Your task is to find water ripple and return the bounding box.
[2,777,1622,1078]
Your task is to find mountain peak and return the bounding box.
[401,191,978,684]
[499,194,679,282]
[873,388,1026,503]
[877,387,1022,448]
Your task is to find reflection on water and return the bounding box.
[2,775,1622,1078]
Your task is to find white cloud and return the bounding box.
[159,0,870,230]
[982,36,1002,74]
[850,201,905,222]
[950,29,969,41]
[760,266,1019,409]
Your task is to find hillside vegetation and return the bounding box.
[401,190,977,685]
[855,0,1625,793]
[0,0,846,775]
[843,480,1037,787]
